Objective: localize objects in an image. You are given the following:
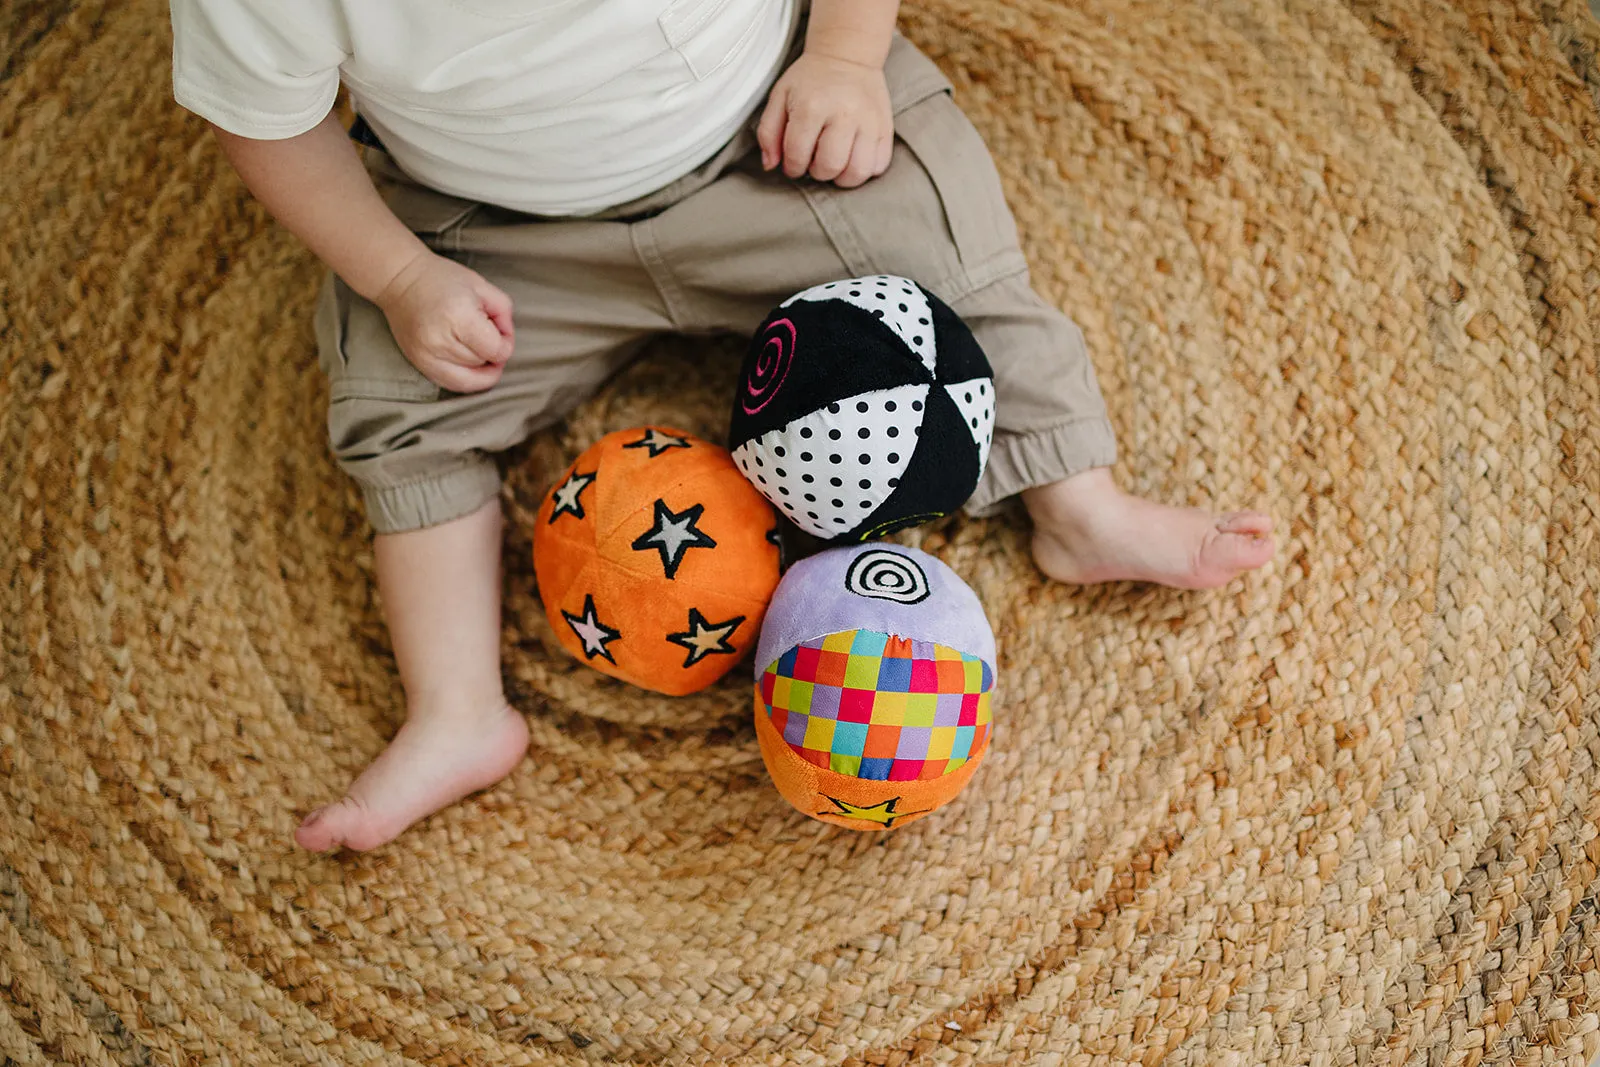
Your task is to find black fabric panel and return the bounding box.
[729,299,928,448]
[928,286,994,384]
[837,383,981,542]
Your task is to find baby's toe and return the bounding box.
[1217,511,1275,538]
[294,805,338,852]
[1198,526,1276,583]
[295,797,385,852]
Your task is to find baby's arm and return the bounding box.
[757,0,901,187]
[213,114,514,393]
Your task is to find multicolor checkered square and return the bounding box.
[761,630,994,781]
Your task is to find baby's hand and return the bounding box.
[375,251,514,393]
[757,52,893,188]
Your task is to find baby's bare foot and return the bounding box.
[295,701,529,852]
[1025,468,1275,589]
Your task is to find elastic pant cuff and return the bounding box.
[965,418,1119,517]
[360,461,503,534]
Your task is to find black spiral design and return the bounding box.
[844,550,931,604]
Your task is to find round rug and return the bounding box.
[5,0,1600,1063]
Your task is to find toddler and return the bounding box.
[170,0,1275,852]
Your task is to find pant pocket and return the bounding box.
[800,73,1028,300]
[892,93,1027,288]
[315,273,442,404]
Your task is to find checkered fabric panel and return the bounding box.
[761,630,994,781]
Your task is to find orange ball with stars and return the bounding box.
[533,426,783,695]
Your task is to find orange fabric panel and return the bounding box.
[534,427,781,695]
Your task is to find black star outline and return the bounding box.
[622,428,693,458]
[817,795,930,829]
[630,499,717,580]
[548,469,596,524]
[560,594,620,664]
[665,607,746,668]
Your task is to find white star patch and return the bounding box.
[666,608,745,668]
[548,469,595,523]
[561,594,619,663]
[631,499,717,579]
[623,428,692,458]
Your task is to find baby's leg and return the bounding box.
[299,164,672,849]
[295,500,527,852]
[959,280,1275,589]
[650,36,1272,588]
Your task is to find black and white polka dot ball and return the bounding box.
[728,275,995,543]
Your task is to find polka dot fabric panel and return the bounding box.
[730,275,995,541]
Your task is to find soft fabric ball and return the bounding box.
[728,274,995,543]
[752,543,997,831]
[534,427,781,696]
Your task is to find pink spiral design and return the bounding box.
[742,317,796,415]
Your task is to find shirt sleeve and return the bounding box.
[169,0,348,139]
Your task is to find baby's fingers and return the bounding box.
[835,133,885,188]
[781,105,823,179]
[809,122,856,183]
[457,310,509,367]
[756,85,788,170]
[474,280,516,362]
[425,348,504,394]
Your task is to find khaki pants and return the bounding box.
[316,36,1116,534]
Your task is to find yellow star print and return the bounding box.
[818,796,928,828]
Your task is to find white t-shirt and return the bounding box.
[170,0,798,216]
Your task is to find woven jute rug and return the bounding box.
[6,0,1600,1063]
